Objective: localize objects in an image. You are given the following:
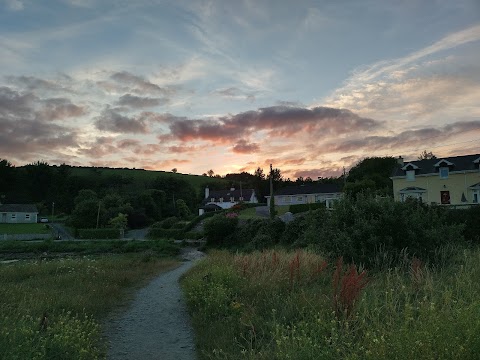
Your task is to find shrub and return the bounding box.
[289,202,326,214]
[159,216,179,229]
[77,228,119,239]
[204,214,238,245]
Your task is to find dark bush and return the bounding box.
[447,205,480,243]
[204,214,238,245]
[159,216,179,229]
[147,228,184,239]
[312,195,464,266]
[77,228,119,239]
[289,202,326,214]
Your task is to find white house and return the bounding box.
[0,204,39,223]
[199,187,258,215]
[265,183,342,209]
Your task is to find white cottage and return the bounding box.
[199,187,258,215]
[0,204,39,223]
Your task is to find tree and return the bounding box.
[207,169,215,177]
[171,168,177,173]
[418,150,437,160]
[346,157,398,196]
[176,199,191,220]
[109,213,128,238]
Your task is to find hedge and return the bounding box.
[77,228,119,239]
[289,202,325,214]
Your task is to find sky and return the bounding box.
[1,0,479,179]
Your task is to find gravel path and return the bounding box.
[105,257,200,360]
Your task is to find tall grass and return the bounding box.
[0,254,178,359]
[182,248,480,359]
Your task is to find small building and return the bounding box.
[390,153,480,206]
[199,187,258,215]
[265,183,343,209]
[0,204,39,223]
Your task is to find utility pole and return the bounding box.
[96,201,101,229]
[269,164,275,219]
[52,202,55,218]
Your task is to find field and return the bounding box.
[0,223,51,234]
[0,253,179,359]
[0,239,180,259]
[70,166,227,191]
[182,248,480,359]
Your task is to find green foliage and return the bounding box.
[346,156,398,196]
[203,214,238,245]
[447,205,480,243]
[109,213,128,230]
[182,248,480,359]
[176,199,191,219]
[77,228,119,239]
[289,202,326,214]
[0,254,179,359]
[310,196,464,266]
[0,223,51,235]
[69,199,104,229]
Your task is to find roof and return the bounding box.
[399,187,427,192]
[392,153,480,177]
[0,204,39,213]
[270,183,342,196]
[200,203,223,211]
[208,188,254,199]
[201,188,255,205]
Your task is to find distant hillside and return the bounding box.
[69,166,227,192]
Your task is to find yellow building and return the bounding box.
[391,153,480,206]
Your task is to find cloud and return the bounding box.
[213,87,256,101]
[117,94,169,108]
[6,0,23,11]
[232,139,260,154]
[322,120,480,154]
[166,105,379,143]
[0,87,78,161]
[110,71,172,96]
[117,138,141,149]
[37,98,86,121]
[78,137,117,158]
[6,75,73,93]
[94,109,148,134]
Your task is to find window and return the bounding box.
[11,214,16,220]
[210,198,215,202]
[474,192,479,203]
[297,196,303,202]
[406,170,415,181]
[219,197,224,202]
[239,196,244,201]
[439,167,449,179]
[25,214,30,220]
[230,197,235,202]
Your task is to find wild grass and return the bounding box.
[0,223,51,234]
[0,239,179,258]
[0,254,179,359]
[182,248,480,359]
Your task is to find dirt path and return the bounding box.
[105,256,201,360]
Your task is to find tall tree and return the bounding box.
[418,150,437,160]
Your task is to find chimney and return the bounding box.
[205,186,209,199]
[397,156,404,166]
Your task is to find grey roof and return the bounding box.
[201,188,255,205]
[392,153,480,177]
[0,204,38,213]
[399,187,427,192]
[271,183,341,196]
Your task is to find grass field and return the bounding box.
[0,223,51,234]
[0,254,179,359]
[238,206,290,219]
[182,248,480,359]
[0,239,180,258]
[71,166,227,192]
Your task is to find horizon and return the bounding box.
[1,0,479,179]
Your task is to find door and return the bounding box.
[440,191,450,205]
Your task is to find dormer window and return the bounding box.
[406,170,415,181]
[211,197,215,202]
[219,197,224,202]
[230,197,235,202]
[439,167,449,179]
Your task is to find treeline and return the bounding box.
[0,156,400,228]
